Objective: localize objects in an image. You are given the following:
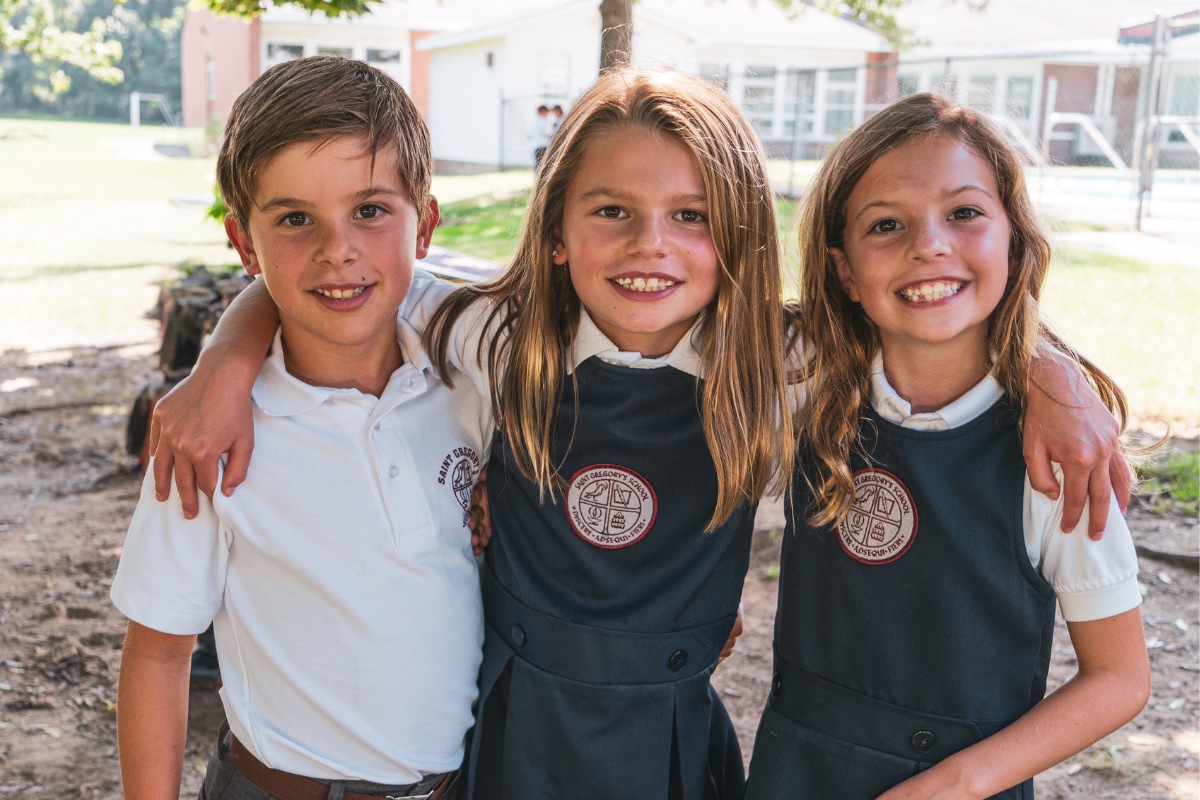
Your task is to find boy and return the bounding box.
[110,56,489,800]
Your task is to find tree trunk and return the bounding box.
[598,0,633,74]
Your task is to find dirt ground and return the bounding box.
[0,336,1197,798]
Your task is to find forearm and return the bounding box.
[880,609,1150,800]
[931,670,1146,798]
[117,625,194,800]
[194,277,279,389]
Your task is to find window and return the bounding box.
[898,72,920,98]
[966,74,995,111]
[743,66,778,137]
[824,68,858,135]
[367,49,402,64]
[781,70,815,140]
[698,62,729,92]
[265,43,304,68]
[318,46,352,58]
[1005,77,1034,119]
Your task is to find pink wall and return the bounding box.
[181,10,260,130]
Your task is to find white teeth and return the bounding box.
[315,286,366,299]
[615,277,676,292]
[899,281,963,303]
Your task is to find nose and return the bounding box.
[315,220,358,267]
[909,217,949,261]
[628,213,667,258]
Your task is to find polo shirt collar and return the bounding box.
[567,309,704,378]
[869,353,1004,431]
[252,318,434,417]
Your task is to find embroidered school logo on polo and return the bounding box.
[564,464,657,549]
[836,468,917,564]
[437,446,481,522]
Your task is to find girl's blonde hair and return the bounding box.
[797,92,1127,526]
[428,68,794,530]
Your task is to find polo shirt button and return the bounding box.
[388,466,399,479]
[667,649,688,672]
[374,422,381,431]
[405,378,415,388]
[911,730,936,754]
[510,625,526,647]
[771,673,782,695]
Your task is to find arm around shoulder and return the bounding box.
[150,278,278,516]
[1023,343,1132,537]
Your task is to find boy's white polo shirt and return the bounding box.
[111,316,491,783]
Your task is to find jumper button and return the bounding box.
[667,649,688,672]
[911,730,936,754]
[510,625,526,647]
[771,673,782,695]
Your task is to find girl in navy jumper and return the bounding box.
[745,93,1150,800]
[148,74,1130,800]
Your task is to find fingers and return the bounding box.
[1085,468,1112,540]
[719,604,746,665]
[173,459,201,521]
[1024,441,1061,502]
[1056,460,1089,534]
[152,445,176,502]
[1111,452,1134,515]
[222,436,254,497]
[148,410,162,456]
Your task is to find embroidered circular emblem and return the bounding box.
[451,458,475,511]
[564,464,657,549]
[836,468,917,565]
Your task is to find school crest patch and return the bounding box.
[836,468,917,564]
[564,464,657,549]
[437,446,481,524]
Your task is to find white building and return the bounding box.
[416,0,890,171]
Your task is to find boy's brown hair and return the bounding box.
[216,55,432,227]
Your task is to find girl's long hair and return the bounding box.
[427,68,793,530]
[797,92,1128,527]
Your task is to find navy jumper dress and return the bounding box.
[468,357,752,800]
[745,402,1057,800]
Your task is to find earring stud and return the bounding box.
[552,249,559,257]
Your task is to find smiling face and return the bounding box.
[552,127,720,358]
[226,135,437,390]
[831,133,1011,372]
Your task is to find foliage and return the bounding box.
[0,0,123,94]
[205,0,371,17]
[1139,452,1200,515]
[1,0,182,119]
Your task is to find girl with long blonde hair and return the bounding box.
[745,93,1149,800]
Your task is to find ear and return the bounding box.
[551,226,567,266]
[225,215,261,277]
[415,197,440,260]
[829,246,860,302]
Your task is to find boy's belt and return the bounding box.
[230,734,455,800]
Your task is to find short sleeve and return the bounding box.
[1024,469,1142,622]
[109,463,229,635]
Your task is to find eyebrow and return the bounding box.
[257,185,406,213]
[578,186,707,205]
[851,184,993,224]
